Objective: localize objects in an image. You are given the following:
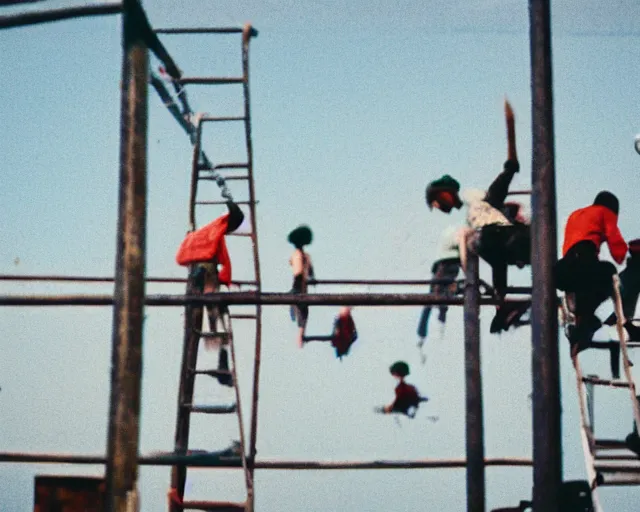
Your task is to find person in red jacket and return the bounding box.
[556,191,628,355]
[378,361,428,418]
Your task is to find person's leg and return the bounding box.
[484,160,519,210]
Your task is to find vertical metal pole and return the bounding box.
[529,0,562,510]
[105,1,148,511]
[464,250,485,512]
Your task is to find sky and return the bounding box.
[1,1,640,511]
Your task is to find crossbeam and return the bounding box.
[0,292,532,307]
[0,274,257,286]
[0,452,533,469]
[0,2,122,29]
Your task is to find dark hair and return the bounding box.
[593,191,619,215]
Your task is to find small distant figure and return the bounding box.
[331,307,358,359]
[376,361,428,418]
[556,191,627,357]
[417,225,463,351]
[288,225,315,348]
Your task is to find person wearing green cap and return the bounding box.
[378,361,428,417]
[288,225,315,347]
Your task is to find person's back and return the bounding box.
[562,202,626,263]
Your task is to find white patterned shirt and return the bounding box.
[461,189,512,229]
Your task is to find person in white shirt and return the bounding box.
[425,162,531,333]
[425,160,530,297]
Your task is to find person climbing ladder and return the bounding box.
[556,191,628,357]
[176,201,245,386]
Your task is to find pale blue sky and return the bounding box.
[1,1,640,511]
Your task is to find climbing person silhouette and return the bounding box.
[375,361,428,418]
[556,191,627,357]
[425,101,531,331]
[176,201,245,386]
[288,225,315,348]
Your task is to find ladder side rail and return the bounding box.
[170,275,204,512]
[227,330,252,494]
[612,275,640,433]
[240,26,263,501]
[188,117,204,231]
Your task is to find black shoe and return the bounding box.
[626,432,640,458]
[625,322,640,341]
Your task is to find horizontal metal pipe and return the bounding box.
[0,292,530,307]
[0,274,257,286]
[310,279,457,286]
[0,452,532,469]
[180,77,244,85]
[201,116,246,122]
[0,2,122,29]
[154,27,248,35]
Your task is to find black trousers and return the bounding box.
[556,240,616,318]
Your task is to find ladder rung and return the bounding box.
[182,404,237,414]
[595,453,639,461]
[227,232,253,237]
[590,340,640,349]
[180,77,245,85]
[179,501,246,511]
[595,462,640,473]
[154,27,246,35]
[230,314,257,319]
[595,439,629,451]
[202,116,246,122]
[192,369,233,378]
[195,331,230,344]
[195,200,256,206]
[197,175,249,182]
[582,376,632,388]
[596,472,640,486]
[198,163,249,171]
[302,335,333,342]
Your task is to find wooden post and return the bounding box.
[105,1,148,510]
[464,250,485,512]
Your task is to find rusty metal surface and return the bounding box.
[529,0,562,510]
[104,2,148,510]
[463,251,485,512]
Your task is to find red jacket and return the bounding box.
[175,213,232,284]
[394,382,420,407]
[331,312,357,357]
[562,205,627,264]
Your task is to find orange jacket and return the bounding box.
[175,213,232,284]
[562,205,627,264]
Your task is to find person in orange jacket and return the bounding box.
[556,191,628,355]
